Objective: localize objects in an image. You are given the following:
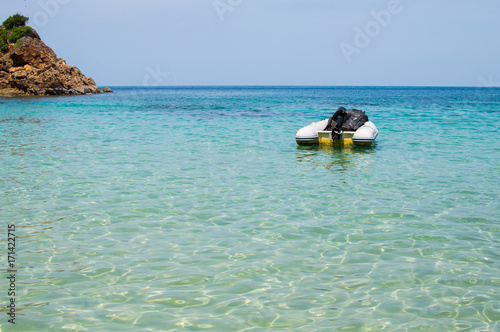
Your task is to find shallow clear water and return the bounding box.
[1,87,499,331]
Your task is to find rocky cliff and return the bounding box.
[0,15,111,96]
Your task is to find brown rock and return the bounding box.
[0,27,110,96]
[10,36,57,68]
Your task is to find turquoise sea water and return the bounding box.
[1,87,499,331]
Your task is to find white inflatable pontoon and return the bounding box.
[296,119,378,146]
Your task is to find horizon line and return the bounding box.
[99,85,499,89]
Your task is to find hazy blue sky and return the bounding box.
[3,0,500,87]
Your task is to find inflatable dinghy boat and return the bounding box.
[295,107,378,146]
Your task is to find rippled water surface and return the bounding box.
[1,87,499,331]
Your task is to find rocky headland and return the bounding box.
[0,14,112,97]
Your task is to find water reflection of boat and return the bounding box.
[296,144,376,171]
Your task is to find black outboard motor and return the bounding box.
[324,107,347,140]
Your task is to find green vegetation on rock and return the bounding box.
[1,14,31,54]
[0,29,8,53]
[7,26,32,43]
[2,14,29,30]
